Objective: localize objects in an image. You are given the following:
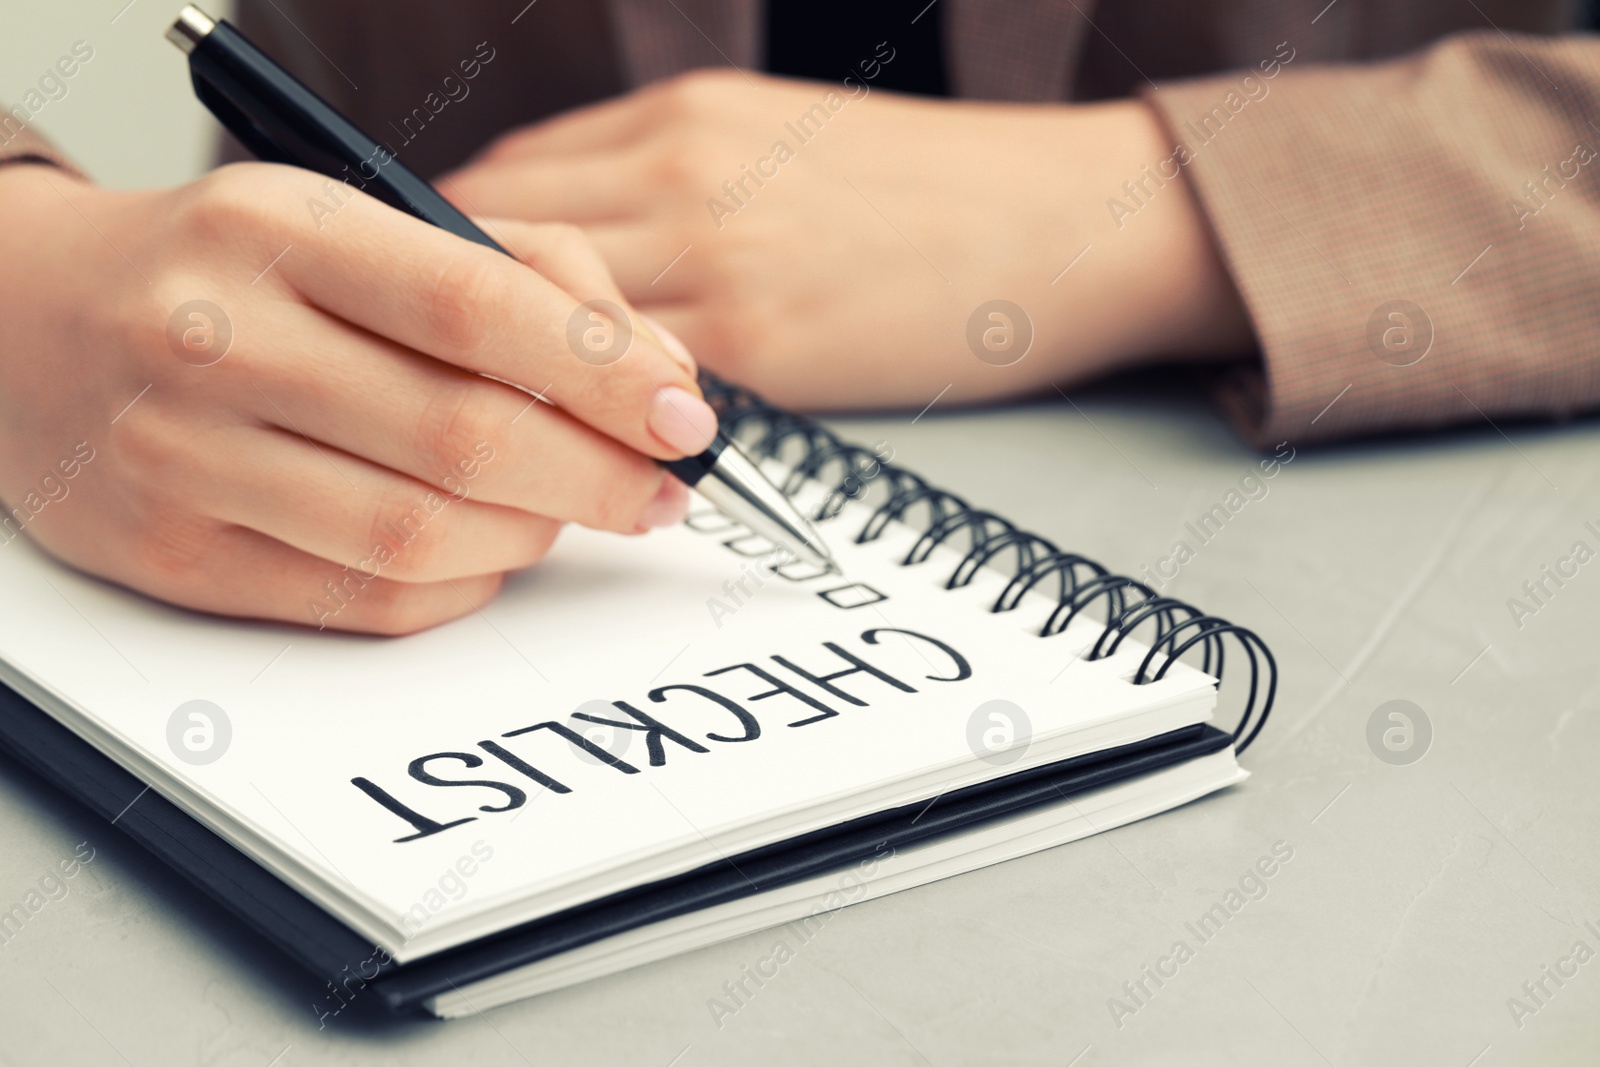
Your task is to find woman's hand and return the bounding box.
[442,70,1254,411]
[0,162,715,634]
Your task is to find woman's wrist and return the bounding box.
[0,160,76,195]
[0,164,93,250]
[1103,100,1256,365]
[975,98,1257,392]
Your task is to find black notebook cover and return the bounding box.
[0,674,1232,1014]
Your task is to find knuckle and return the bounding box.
[533,222,604,277]
[594,463,662,531]
[649,139,720,190]
[354,584,436,636]
[118,279,189,363]
[425,252,506,355]
[110,410,190,500]
[178,164,277,241]
[540,221,588,254]
[657,68,738,114]
[366,573,507,636]
[520,519,561,565]
[365,488,448,582]
[128,516,215,592]
[691,307,754,370]
[480,127,532,163]
[416,384,499,477]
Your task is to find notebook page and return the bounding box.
[0,476,1217,956]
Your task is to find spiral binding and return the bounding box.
[701,375,1276,755]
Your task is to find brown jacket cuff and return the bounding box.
[1145,30,1600,447]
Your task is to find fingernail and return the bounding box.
[648,386,719,455]
[641,314,697,375]
[637,476,690,530]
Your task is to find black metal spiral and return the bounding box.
[700,375,1275,754]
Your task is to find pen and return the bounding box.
[165,5,837,574]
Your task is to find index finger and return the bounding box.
[276,187,716,461]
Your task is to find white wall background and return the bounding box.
[1,0,235,187]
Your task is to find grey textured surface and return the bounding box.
[2,385,1597,1066]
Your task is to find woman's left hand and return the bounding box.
[443,69,1252,411]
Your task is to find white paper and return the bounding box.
[0,477,1216,959]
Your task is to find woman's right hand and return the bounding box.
[0,162,718,633]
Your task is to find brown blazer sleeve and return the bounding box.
[1144,30,1600,447]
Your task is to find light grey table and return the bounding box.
[3,384,1597,1066]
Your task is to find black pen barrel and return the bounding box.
[182,18,504,253]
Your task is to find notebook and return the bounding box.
[0,378,1274,1016]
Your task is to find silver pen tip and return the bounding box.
[690,438,839,573]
